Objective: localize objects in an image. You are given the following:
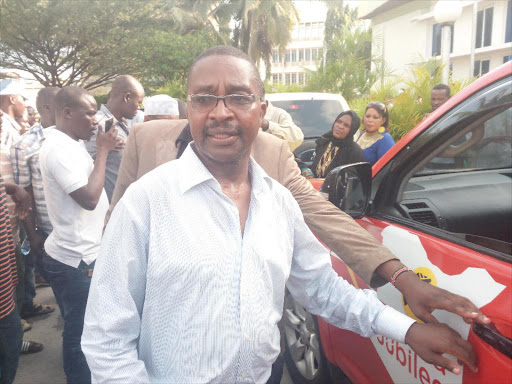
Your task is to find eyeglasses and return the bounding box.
[367,102,387,113]
[187,94,258,112]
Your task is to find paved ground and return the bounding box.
[15,286,293,384]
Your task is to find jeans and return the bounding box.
[23,250,36,310]
[36,254,94,384]
[0,305,22,384]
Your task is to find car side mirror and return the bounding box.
[320,162,372,219]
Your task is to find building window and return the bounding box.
[273,51,278,63]
[305,23,311,39]
[285,73,291,84]
[291,50,297,62]
[298,73,304,84]
[506,1,512,43]
[474,59,490,77]
[476,7,493,48]
[305,49,311,61]
[312,48,317,61]
[291,73,297,84]
[432,23,454,56]
[299,49,304,62]
[504,55,512,63]
[285,50,290,63]
[272,74,279,84]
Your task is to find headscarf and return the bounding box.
[312,110,362,178]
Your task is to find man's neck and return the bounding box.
[55,125,79,141]
[105,101,123,122]
[192,144,250,186]
[0,106,15,119]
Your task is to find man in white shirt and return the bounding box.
[82,47,476,384]
[39,86,119,384]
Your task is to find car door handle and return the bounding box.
[473,322,512,359]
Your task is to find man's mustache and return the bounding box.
[204,121,242,136]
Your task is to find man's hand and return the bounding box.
[397,271,490,325]
[114,138,126,152]
[27,232,45,258]
[96,127,119,153]
[405,322,477,375]
[10,185,32,220]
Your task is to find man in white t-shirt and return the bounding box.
[39,86,119,384]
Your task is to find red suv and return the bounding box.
[284,63,512,384]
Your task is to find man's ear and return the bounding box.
[259,100,267,122]
[9,95,17,105]
[124,92,131,103]
[62,106,73,119]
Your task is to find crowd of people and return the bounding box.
[0,45,479,384]
[302,85,452,179]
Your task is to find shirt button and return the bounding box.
[242,372,247,379]
[245,334,250,340]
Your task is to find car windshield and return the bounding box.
[270,100,345,138]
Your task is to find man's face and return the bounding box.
[13,94,26,118]
[187,55,266,165]
[430,89,450,111]
[121,88,144,120]
[27,106,37,125]
[69,95,98,141]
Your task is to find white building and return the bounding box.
[268,1,327,86]
[361,0,512,81]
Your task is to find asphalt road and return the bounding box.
[15,286,293,384]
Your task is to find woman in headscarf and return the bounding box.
[356,101,395,165]
[310,110,365,178]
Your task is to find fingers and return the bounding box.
[438,292,490,325]
[427,353,461,375]
[416,311,439,324]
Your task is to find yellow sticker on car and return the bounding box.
[402,267,438,322]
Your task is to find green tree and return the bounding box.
[0,0,173,89]
[305,26,381,102]
[170,0,299,79]
[231,0,298,79]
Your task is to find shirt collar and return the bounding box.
[177,144,273,198]
[2,113,21,132]
[99,105,128,131]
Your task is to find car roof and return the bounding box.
[372,62,512,175]
[266,92,350,111]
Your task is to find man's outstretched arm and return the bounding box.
[277,140,490,325]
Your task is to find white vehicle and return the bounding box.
[265,93,349,165]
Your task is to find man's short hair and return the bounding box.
[36,87,60,113]
[54,86,92,114]
[432,83,451,97]
[187,46,265,98]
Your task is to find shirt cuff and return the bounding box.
[374,306,416,343]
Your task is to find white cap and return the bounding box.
[144,94,179,116]
[0,78,27,99]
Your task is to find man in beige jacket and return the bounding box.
[107,116,489,328]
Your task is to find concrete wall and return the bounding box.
[369,0,512,81]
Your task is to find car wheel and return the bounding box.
[283,290,330,384]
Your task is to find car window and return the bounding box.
[417,107,512,175]
[270,100,344,138]
[398,105,512,252]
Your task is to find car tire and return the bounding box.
[283,290,331,384]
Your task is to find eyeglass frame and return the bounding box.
[187,94,263,112]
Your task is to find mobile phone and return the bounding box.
[104,118,114,133]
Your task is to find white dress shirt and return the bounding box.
[82,145,415,384]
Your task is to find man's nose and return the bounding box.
[209,97,233,119]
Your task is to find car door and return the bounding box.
[327,76,512,384]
